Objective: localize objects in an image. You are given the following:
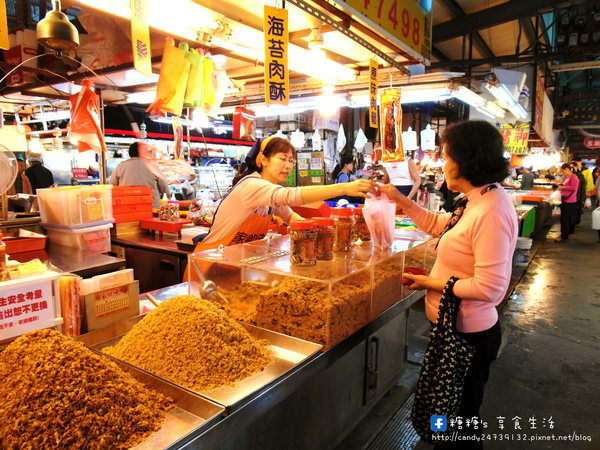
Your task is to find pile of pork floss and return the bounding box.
[0,329,173,449]
[103,295,272,391]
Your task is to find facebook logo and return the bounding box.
[430,415,447,431]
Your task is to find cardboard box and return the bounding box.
[83,280,139,332]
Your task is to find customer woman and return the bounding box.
[555,163,579,243]
[192,136,375,253]
[381,120,518,448]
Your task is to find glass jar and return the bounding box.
[354,206,371,242]
[290,220,317,266]
[313,217,334,260]
[331,207,355,252]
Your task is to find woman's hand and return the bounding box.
[378,183,413,209]
[403,273,446,293]
[344,179,377,197]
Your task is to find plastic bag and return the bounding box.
[362,192,396,249]
[584,197,592,209]
[592,207,600,230]
[146,37,191,117]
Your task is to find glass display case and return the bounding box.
[188,232,431,349]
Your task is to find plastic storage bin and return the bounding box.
[45,222,113,253]
[188,233,430,349]
[37,185,113,228]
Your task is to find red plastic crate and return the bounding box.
[113,195,153,206]
[113,212,153,223]
[4,237,47,254]
[112,185,152,197]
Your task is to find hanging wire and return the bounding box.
[0,53,47,86]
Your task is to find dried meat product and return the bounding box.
[103,295,272,392]
[379,88,405,162]
[255,274,371,348]
[0,329,173,449]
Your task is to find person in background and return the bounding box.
[110,142,169,208]
[382,156,421,200]
[556,163,580,242]
[7,158,32,195]
[87,163,100,179]
[570,161,586,225]
[381,120,518,447]
[25,154,54,193]
[332,155,354,184]
[519,166,534,190]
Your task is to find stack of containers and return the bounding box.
[37,185,114,254]
[111,185,153,223]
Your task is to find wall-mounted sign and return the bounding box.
[584,137,600,149]
[0,0,9,50]
[337,0,431,63]
[501,123,530,155]
[264,5,289,106]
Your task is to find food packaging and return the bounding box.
[378,88,404,162]
[362,192,396,249]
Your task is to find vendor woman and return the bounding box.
[192,136,375,253]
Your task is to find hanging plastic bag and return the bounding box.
[146,37,191,117]
[203,56,215,107]
[379,88,404,162]
[584,197,592,209]
[362,192,396,249]
[182,45,203,108]
[68,79,107,153]
[232,97,256,140]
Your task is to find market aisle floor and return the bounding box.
[340,210,600,450]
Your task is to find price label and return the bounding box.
[339,0,431,62]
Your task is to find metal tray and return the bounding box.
[79,315,323,412]
[75,345,225,449]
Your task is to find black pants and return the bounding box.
[575,200,583,225]
[560,202,578,239]
[434,320,502,450]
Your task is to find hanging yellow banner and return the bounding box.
[130,0,152,76]
[264,5,289,106]
[501,123,530,155]
[369,59,378,128]
[0,0,9,50]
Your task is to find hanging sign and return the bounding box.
[533,67,545,141]
[501,123,530,155]
[337,0,431,63]
[369,59,378,128]
[0,0,8,50]
[264,5,289,106]
[130,0,152,77]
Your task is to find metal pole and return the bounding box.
[98,88,107,184]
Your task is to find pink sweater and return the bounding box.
[204,173,304,244]
[405,184,518,332]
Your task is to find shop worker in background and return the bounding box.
[7,157,32,195]
[556,163,579,242]
[519,166,534,190]
[191,136,375,255]
[381,154,421,201]
[25,154,54,193]
[110,141,169,209]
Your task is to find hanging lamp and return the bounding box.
[36,0,79,52]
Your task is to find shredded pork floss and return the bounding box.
[103,295,272,391]
[0,329,173,449]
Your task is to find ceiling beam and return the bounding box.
[433,0,568,43]
[438,0,495,59]
[432,46,450,62]
[519,17,538,49]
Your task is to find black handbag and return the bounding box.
[411,276,475,444]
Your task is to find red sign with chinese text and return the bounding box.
[584,138,600,149]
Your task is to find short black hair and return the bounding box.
[441,120,508,186]
[561,163,572,170]
[129,142,140,157]
[572,156,582,162]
